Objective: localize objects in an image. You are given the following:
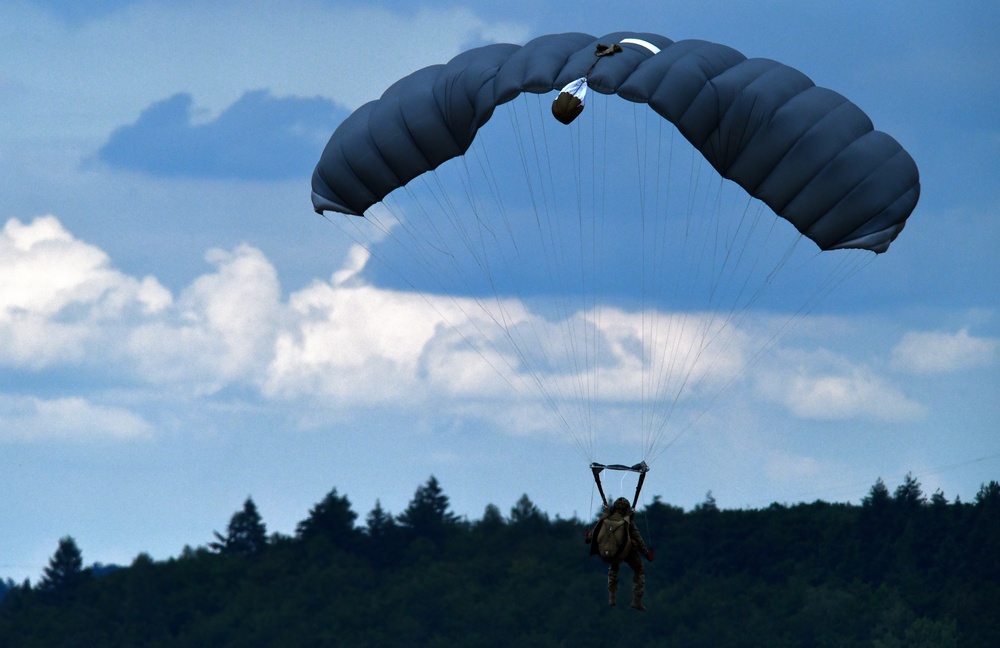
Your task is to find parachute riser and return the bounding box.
[590,461,649,510]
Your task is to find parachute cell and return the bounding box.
[312,32,919,253]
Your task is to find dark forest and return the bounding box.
[3,474,998,647]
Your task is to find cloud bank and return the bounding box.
[1,215,945,444]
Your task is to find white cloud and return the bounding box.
[0,216,280,397]
[587,307,750,401]
[261,243,764,442]
[891,328,998,375]
[3,216,938,447]
[0,216,171,369]
[263,258,501,406]
[128,245,281,394]
[755,351,925,422]
[0,395,152,443]
[0,218,793,447]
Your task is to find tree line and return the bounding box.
[2,474,999,646]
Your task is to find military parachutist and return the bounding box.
[585,463,654,611]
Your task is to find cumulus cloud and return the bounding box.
[262,249,514,407]
[891,328,998,375]
[156,241,762,424]
[261,243,760,440]
[7,216,928,445]
[0,216,281,396]
[755,351,925,422]
[95,90,347,180]
[4,220,730,429]
[0,394,152,443]
[0,216,170,369]
[128,244,282,394]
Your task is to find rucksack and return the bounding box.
[596,511,632,563]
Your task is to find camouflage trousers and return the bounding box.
[608,550,645,608]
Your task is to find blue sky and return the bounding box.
[2,0,998,583]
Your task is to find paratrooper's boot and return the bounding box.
[608,568,618,606]
[630,574,646,612]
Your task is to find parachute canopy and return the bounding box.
[312,31,919,253]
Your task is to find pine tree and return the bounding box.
[862,477,891,510]
[975,480,1000,507]
[893,472,926,510]
[38,536,85,594]
[366,499,396,541]
[364,499,402,566]
[478,503,506,531]
[210,497,268,556]
[695,490,719,513]
[296,487,359,548]
[509,494,547,528]
[397,476,459,543]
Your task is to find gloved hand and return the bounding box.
[646,548,655,562]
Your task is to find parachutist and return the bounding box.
[311,33,920,552]
[587,497,652,610]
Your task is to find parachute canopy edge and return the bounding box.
[312,189,361,217]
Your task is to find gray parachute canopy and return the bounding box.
[312,32,919,253]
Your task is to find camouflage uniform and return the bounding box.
[588,497,650,611]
